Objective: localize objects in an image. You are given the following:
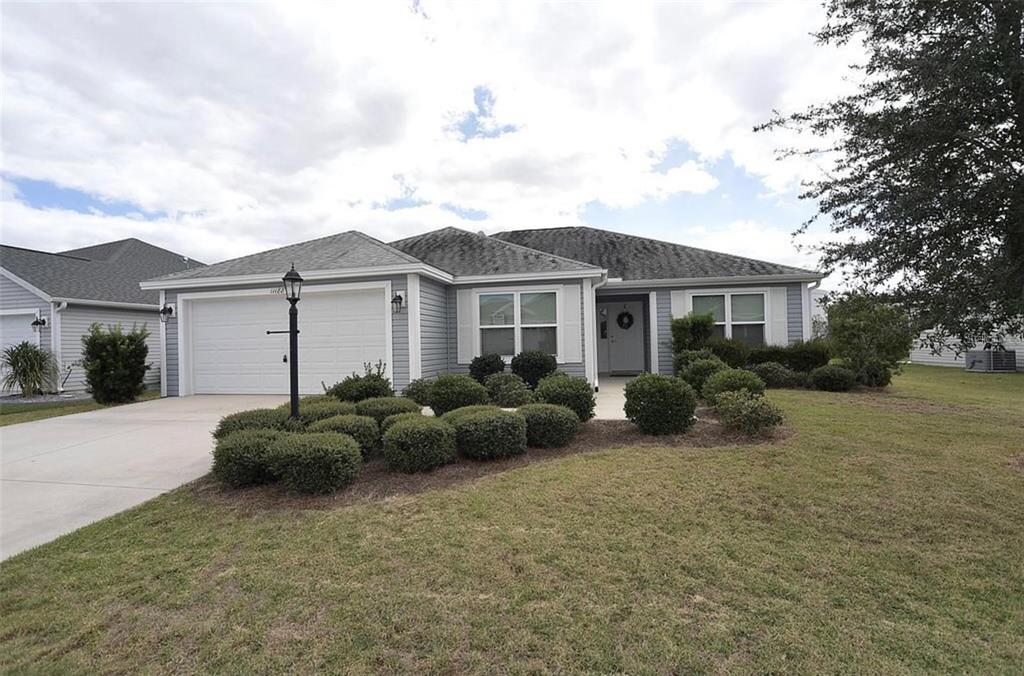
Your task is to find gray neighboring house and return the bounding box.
[141,226,823,397]
[0,238,203,393]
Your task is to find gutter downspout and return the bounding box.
[53,301,68,391]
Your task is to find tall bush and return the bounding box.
[827,293,914,386]
[510,350,557,388]
[706,337,750,368]
[469,353,505,384]
[325,361,393,402]
[1,341,58,397]
[748,340,832,372]
[623,374,698,435]
[671,313,715,353]
[80,323,150,404]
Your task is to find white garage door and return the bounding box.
[187,287,389,395]
[0,313,39,351]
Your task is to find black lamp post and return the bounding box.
[282,264,304,418]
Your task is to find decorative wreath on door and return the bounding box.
[616,311,634,330]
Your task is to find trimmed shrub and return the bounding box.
[326,361,393,402]
[714,390,784,436]
[213,407,299,441]
[706,337,750,368]
[380,411,424,433]
[1,341,59,397]
[469,353,506,384]
[268,432,362,494]
[702,368,766,405]
[511,350,557,389]
[747,361,799,389]
[671,313,715,353]
[518,403,579,448]
[429,373,488,416]
[534,374,595,422]
[827,293,914,379]
[211,429,281,487]
[856,358,893,388]
[623,373,698,435]
[402,378,433,406]
[672,348,715,376]
[283,399,357,426]
[355,397,422,424]
[680,357,728,391]
[810,364,857,391]
[485,372,534,407]
[80,323,151,404]
[748,340,832,372]
[446,409,528,460]
[440,405,503,426]
[382,417,457,473]
[308,414,379,455]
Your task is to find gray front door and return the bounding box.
[599,300,644,373]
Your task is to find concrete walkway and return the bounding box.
[0,394,284,559]
[594,377,630,419]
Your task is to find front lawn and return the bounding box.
[0,389,160,427]
[1,366,1021,672]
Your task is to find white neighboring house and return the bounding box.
[909,330,1024,371]
[0,239,203,393]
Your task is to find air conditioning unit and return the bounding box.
[965,350,1017,373]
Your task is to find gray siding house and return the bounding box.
[0,239,202,393]
[141,226,822,397]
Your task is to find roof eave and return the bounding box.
[603,272,824,289]
[140,262,455,290]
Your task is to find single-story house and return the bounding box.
[0,238,203,392]
[141,226,823,396]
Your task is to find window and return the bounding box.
[691,292,766,347]
[479,290,558,358]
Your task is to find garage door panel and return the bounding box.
[188,288,387,394]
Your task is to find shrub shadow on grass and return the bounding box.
[191,413,792,511]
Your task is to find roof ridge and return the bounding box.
[348,230,424,265]
[0,244,91,261]
[473,228,600,270]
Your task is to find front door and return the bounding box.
[598,300,644,374]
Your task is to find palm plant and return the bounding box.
[1,341,59,397]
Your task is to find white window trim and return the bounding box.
[686,288,771,345]
[473,286,564,362]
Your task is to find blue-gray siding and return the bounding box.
[786,283,803,345]
[420,276,448,379]
[657,290,674,375]
[166,290,179,396]
[59,304,161,392]
[0,274,52,354]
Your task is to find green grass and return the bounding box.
[0,389,159,426]
[2,366,1022,672]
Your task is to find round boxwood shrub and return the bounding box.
[714,390,784,436]
[706,338,751,368]
[747,361,798,389]
[534,374,595,422]
[485,372,534,407]
[380,411,424,434]
[511,350,557,389]
[623,373,698,435]
[286,399,357,426]
[429,373,488,416]
[326,364,394,402]
[810,364,857,392]
[672,348,715,376]
[354,397,422,425]
[680,357,728,391]
[440,405,503,427]
[211,429,282,487]
[702,368,766,405]
[268,432,362,494]
[446,409,527,460]
[469,353,505,384]
[213,407,297,441]
[856,358,893,388]
[382,417,457,473]
[307,414,379,456]
[402,378,434,406]
[518,403,579,448]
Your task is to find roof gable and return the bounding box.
[493,226,818,281]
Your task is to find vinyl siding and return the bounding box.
[420,276,449,379]
[910,332,1024,370]
[657,290,674,375]
[166,291,179,396]
[786,283,804,344]
[0,274,52,353]
[60,305,161,392]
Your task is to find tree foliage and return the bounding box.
[827,292,915,383]
[759,0,1024,352]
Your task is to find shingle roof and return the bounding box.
[493,226,819,280]
[150,231,421,283]
[389,227,600,277]
[1,238,203,305]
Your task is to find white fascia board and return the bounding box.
[604,273,824,289]
[452,269,606,285]
[140,263,453,291]
[0,267,53,302]
[54,298,161,311]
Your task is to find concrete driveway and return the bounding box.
[1,394,284,559]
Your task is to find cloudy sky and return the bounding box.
[1,2,859,278]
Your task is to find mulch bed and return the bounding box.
[191,411,792,511]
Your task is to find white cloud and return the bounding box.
[0,1,860,263]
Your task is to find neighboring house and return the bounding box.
[141,226,823,396]
[0,239,204,392]
[909,330,1024,371]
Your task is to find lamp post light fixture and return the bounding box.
[266,265,304,419]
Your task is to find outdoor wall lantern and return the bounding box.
[31,316,47,331]
[391,291,405,314]
[266,264,304,419]
[158,304,175,323]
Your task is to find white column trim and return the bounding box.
[406,273,422,380]
[582,278,596,386]
[648,291,659,374]
[159,290,167,397]
[801,283,812,341]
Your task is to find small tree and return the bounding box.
[827,293,914,385]
[80,323,150,404]
[1,341,58,397]
[671,313,715,353]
